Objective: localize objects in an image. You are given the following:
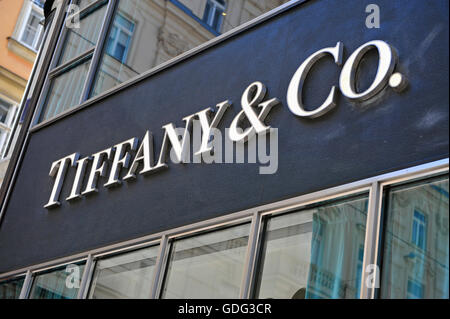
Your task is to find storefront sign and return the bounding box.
[44,40,407,208]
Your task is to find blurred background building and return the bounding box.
[0,0,44,185]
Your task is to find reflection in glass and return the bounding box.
[88,245,159,299]
[58,4,107,65]
[40,60,90,122]
[161,223,250,298]
[255,196,368,299]
[91,0,290,97]
[0,277,24,299]
[78,0,101,10]
[29,263,85,299]
[380,177,449,299]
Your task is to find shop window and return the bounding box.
[380,176,449,299]
[0,277,25,299]
[29,262,86,299]
[254,194,369,299]
[88,245,159,299]
[105,14,135,63]
[38,1,108,123]
[160,223,251,298]
[203,0,226,32]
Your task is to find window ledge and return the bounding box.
[7,37,38,63]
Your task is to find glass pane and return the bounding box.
[40,59,90,122]
[78,0,101,10]
[21,11,42,48]
[255,195,369,299]
[90,0,291,98]
[161,223,251,299]
[58,5,107,65]
[380,176,449,299]
[29,262,85,299]
[0,277,25,299]
[88,245,159,299]
[0,99,12,124]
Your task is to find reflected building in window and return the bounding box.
[91,0,289,97]
[381,178,449,299]
[256,196,368,299]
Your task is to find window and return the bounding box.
[161,223,251,298]
[106,14,134,63]
[0,98,18,158]
[17,1,44,51]
[89,0,290,100]
[38,1,108,123]
[29,262,86,299]
[36,0,293,123]
[203,0,226,32]
[380,176,449,299]
[412,210,427,250]
[254,195,368,299]
[88,245,159,299]
[0,277,25,299]
[407,278,424,299]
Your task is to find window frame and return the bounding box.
[0,159,447,299]
[16,1,45,52]
[376,172,449,299]
[158,221,252,299]
[27,259,87,299]
[85,240,161,299]
[411,209,427,251]
[29,0,306,131]
[105,13,135,64]
[252,191,370,299]
[0,273,27,299]
[31,0,116,126]
[203,0,227,32]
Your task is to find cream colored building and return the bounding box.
[91,0,288,97]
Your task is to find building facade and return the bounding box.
[0,0,45,185]
[0,0,448,299]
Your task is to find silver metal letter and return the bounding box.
[66,156,91,201]
[44,153,79,208]
[105,138,138,187]
[123,131,158,180]
[82,148,112,195]
[287,42,343,118]
[159,114,196,163]
[339,40,397,101]
[194,100,230,156]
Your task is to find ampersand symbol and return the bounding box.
[228,81,279,143]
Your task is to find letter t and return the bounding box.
[44,153,79,209]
